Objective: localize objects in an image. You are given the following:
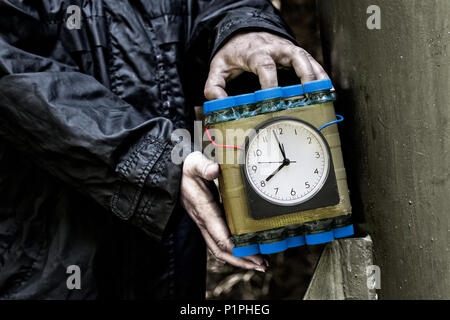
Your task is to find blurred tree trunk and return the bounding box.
[318,0,450,299]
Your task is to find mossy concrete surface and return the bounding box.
[318,0,450,299]
[304,237,376,300]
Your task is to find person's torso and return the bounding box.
[0,0,194,299]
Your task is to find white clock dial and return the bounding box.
[244,118,331,206]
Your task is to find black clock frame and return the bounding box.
[240,116,340,220]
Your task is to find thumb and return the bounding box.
[185,151,219,181]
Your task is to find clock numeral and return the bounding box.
[314,169,319,174]
[252,166,258,173]
[295,129,298,135]
[305,182,311,189]
[307,137,312,144]
[291,188,296,196]
[278,128,283,135]
[274,187,279,195]
[262,136,268,143]
[261,181,266,188]
[315,152,321,158]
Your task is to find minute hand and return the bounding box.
[273,130,286,160]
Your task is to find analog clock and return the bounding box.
[241,117,339,219]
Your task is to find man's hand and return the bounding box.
[204,31,329,100]
[181,152,267,272]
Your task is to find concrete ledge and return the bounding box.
[304,236,377,300]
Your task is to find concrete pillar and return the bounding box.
[317,0,450,299]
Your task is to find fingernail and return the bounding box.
[263,259,270,267]
[203,163,218,180]
[255,266,266,273]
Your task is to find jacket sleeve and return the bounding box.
[0,3,181,242]
[186,0,297,61]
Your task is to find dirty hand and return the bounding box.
[180,151,267,272]
[205,31,329,100]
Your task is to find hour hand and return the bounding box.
[272,130,286,160]
[266,163,285,182]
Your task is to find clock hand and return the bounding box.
[265,163,285,182]
[265,158,292,182]
[258,161,297,164]
[272,130,287,160]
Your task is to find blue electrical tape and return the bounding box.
[232,225,354,257]
[303,79,333,94]
[203,96,236,114]
[254,87,283,102]
[234,93,256,106]
[334,224,354,239]
[232,244,260,258]
[305,231,334,245]
[259,240,288,254]
[282,84,305,98]
[287,235,306,248]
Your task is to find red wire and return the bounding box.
[205,126,243,150]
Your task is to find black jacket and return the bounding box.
[0,0,294,299]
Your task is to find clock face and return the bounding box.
[244,118,331,206]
